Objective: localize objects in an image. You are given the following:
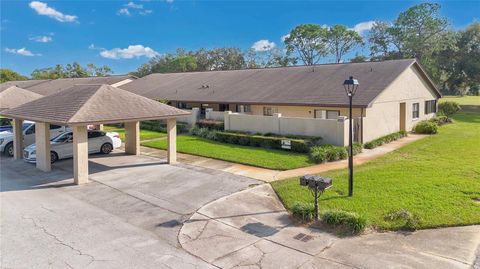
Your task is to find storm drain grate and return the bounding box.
[293,233,313,242]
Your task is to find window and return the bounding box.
[219,104,229,111]
[177,102,187,109]
[263,107,277,116]
[236,104,252,113]
[25,125,35,135]
[314,110,340,119]
[50,124,62,130]
[412,103,419,119]
[88,131,105,139]
[326,110,340,119]
[425,100,437,114]
[52,132,73,143]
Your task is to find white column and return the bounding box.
[35,122,51,172]
[13,119,24,160]
[167,118,176,164]
[73,125,89,185]
[125,121,140,155]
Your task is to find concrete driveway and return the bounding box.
[0,152,259,268]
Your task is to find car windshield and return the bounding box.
[22,123,35,131]
[51,132,73,143]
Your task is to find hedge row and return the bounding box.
[196,120,224,130]
[215,132,310,153]
[140,120,189,134]
[309,143,362,164]
[364,131,407,149]
[190,126,312,153]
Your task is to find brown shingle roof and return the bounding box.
[0,79,50,93]
[0,84,189,125]
[18,75,137,96]
[0,86,43,111]
[120,59,440,108]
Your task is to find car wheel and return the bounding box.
[100,143,113,154]
[4,142,13,157]
[50,151,58,163]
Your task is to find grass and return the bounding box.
[271,112,480,230]
[103,125,166,141]
[440,95,480,106]
[141,135,313,170]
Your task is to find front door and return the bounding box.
[399,102,406,131]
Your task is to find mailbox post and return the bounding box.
[300,175,332,221]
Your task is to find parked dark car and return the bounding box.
[0,118,13,132]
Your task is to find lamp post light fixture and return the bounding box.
[343,76,359,197]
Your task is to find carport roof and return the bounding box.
[0,86,43,111]
[0,84,190,125]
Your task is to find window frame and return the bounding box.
[263,107,277,116]
[424,100,437,114]
[412,103,420,119]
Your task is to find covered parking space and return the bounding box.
[0,85,43,159]
[1,84,189,185]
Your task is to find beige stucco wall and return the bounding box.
[363,65,438,142]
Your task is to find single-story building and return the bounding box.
[1,75,136,96]
[121,59,441,145]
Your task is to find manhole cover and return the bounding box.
[293,233,313,242]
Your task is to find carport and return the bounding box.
[0,86,43,159]
[1,84,190,185]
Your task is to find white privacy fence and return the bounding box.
[224,111,349,146]
[177,108,200,125]
[205,108,225,121]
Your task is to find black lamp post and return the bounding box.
[343,76,359,197]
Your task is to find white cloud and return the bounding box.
[281,34,290,42]
[251,39,276,52]
[139,9,153,15]
[29,1,78,23]
[5,47,41,56]
[125,2,143,9]
[352,21,375,35]
[29,35,52,42]
[100,45,160,59]
[117,8,131,16]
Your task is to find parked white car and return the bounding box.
[23,130,122,163]
[0,121,70,157]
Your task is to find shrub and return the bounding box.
[438,101,461,118]
[321,210,367,235]
[310,144,351,163]
[140,120,189,134]
[291,202,315,223]
[384,209,420,231]
[364,131,408,149]
[352,142,363,155]
[429,116,452,126]
[414,120,438,134]
[196,120,224,130]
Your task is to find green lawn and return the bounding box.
[142,135,313,170]
[440,95,480,106]
[271,112,480,230]
[103,125,166,141]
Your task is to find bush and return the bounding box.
[352,142,363,155]
[196,120,224,130]
[429,116,452,126]
[141,120,189,134]
[291,202,315,223]
[414,120,438,134]
[384,209,420,231]
[189,126,218,140]
[309,146,329,163]
[321,210,367,235]
[310,144,351,163]
[438,101,461,118]
[364,131,408,149]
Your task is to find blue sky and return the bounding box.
[1,0,478,76]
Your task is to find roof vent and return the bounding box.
[200,84,210,89]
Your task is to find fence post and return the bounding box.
[224,111,232,131]
[273,113,282,134]
[337,116,348,146]
[191,107,200,125]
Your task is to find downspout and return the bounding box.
[361,107,364,144]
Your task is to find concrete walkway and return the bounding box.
[141,134,427,182]
[179,184,480,269]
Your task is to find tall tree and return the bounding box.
[327,25,364,63]
[284,24,329,65]
[31,62,112,79]
[0,69,28,82]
